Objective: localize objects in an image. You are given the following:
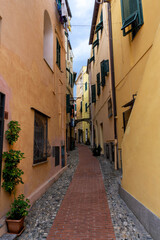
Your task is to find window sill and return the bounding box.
[32,160,48,167]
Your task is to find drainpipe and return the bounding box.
[107,2,118,169]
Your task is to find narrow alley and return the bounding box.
[0,0,160,239]
[15,145,152,240]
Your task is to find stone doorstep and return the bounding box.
[0,233,17,240]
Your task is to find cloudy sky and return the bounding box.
[68,0,95,76]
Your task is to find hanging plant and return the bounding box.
[2,150,24,194]
[5,121,21,145]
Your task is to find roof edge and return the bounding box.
[89,1,99,45]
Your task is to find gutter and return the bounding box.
[107,2,118,169]
[108,2,117,139]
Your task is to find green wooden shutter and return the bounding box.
[104,60,109,75]
[97,73,101,96]
[59,44,61,69]
[101,61,105,87]
[85,103,87,112]
[66,94,70,113]
[85,82,87,91]
[120,0,144,36]
[91,84,96,103]
[100,9,103,22]
[101,60,109,87]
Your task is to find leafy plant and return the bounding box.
[2,150,24,193]
[5,121,21,145]
[7,194,30,220]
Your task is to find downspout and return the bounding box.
[107,2,118,169]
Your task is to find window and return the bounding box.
[95,9,103,34]
[61,145,65,168]
[97,73,101,96]
[33,111,48,164]
[120,0,143,37]
[56,38,61,69]
[0,93,5,181]
[85,82,87,91]
[66,94,70,113]
[55,146,60,166]
[91,84,96,103]
[85,103,87,112]
[101,60,109,87]
[43,11,53,70]
[80,101,82,112]
[92,32,99,49]
[89,48,95,64]
[108,98,112,118]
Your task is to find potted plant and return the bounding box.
[6,194,30,235]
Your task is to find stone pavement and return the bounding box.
[16,145,153,240]
[47,144,115,240]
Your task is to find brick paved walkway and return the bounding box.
[47,145,116,240]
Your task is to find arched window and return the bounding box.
[43,11,53,70]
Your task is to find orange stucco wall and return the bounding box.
[0,0,66,228]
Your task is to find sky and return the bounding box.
[68,0,95,76]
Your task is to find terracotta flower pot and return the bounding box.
[6,216,25,234]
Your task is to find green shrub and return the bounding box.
[7,194,30,220]
[5,121,21,145]
[2,150,24,193]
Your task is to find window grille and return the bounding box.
[55,146,60,166]
[120,0,143,37]
[0,93,5,181]
[33,111,48,164]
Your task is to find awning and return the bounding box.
[122,99,135,108]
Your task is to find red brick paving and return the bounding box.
[47,145,116,240]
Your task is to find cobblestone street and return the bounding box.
[17,145,152,240]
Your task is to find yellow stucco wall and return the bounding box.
[0,0,66,222]
[122,24,160,217]
[111,0,160,147]
[111,0,160,216]
[75,66,90,143]
[89,2,114,153]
